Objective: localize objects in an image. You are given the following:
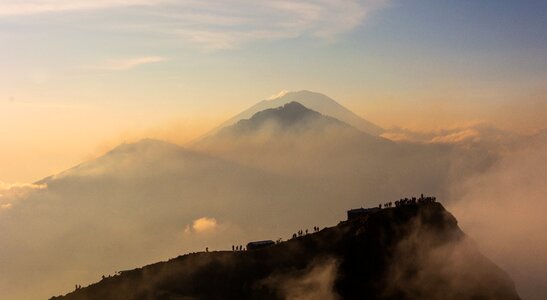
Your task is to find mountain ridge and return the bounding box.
[1,95,507,300]
[50,201,521,300]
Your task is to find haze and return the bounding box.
[0,1,545,300]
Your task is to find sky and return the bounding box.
[1,0,546,183]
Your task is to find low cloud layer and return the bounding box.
[262,257,340,300]
[0,117,543,299]
[381,123,520,146]
[449,132,547,300]
[0,181,47,209]
[384,214,519,300]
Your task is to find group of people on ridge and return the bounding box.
[379,194,436,209]
[232,245,245,251]
[291,226,320,239]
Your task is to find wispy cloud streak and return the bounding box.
[0,0,391,50]
[84,56,168,70]
[0,0,166,16]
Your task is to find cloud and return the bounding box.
[383,214,519,300]
[85,56,168,71]
[449,134,547,300]
[171,0,390,50]
[261,257,341,300]
[0,182,47,210]
[381,123,518,145]
[429,128,481,144]
[267,90,290,100]
[0,1,391,51]
[0,203,13,210]
[0,0,166,16]
[184,217,218,234]
[0,181,47,197]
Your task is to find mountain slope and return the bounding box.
[1,106,503,299]
[193,101,493,206]
[0,139,315,300]
[51,202,520,300]
[210,90,383,136]
[194,101,402,183]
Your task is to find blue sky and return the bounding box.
[0,0,546,182]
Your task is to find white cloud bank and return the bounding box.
[0,0,391,50]
[449,133,547,300]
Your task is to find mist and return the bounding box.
[384,211,518,300]
[449,131,547,300]
[0,106,542,299]
[261,257,340,300]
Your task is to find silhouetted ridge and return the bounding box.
[51,202,520,300]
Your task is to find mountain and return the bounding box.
[0,139,316,300]
[209,90,383,136]
[51,202,520,300]
[226,101,339,130]
[214,101,368,136]
[1,103,503,299]
[193,101,494,204]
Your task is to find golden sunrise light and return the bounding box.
[0,1,545,299]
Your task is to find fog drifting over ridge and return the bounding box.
[449,130,547,300]
[0,94,544,299]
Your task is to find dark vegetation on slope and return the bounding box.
[51,202,520,300]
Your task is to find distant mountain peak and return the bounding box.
[249,101,319,124]
[266,100,309,112]
[215,101,349,136]
[207,90,383,137]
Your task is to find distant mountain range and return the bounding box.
[0,91,511,299]
[51,202,521,300]
[194,99,490,200]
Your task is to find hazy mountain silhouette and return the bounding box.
[0,98,511,300]
[220,101,345,133]
[213,101,378,138]
[0,139,317,300]
[210,90,383,136]
[51,202,520,300]
[194,101,494,203]
[197,100,391,151]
